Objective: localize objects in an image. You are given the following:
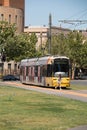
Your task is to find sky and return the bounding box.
[25,0,87,30]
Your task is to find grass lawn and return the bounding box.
[0,86,87,130]
[71,84,87,90]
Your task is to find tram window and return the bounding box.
[35,66,38,76]
[26,66,28,76]
[53,63,69,73]
[20,67,23,75]
[42,65,47,77]
[47,64,52,77]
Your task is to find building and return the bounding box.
[24,26,48,49]
[24,26,87,49]
[24,25,70,49]
[0,0,25,33]
[0,0,25,77]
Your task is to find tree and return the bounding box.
[5,32,41,61]
[46,30,87,79]
[0,21,16,46]
[46,33,69,56]
[0,21,16,61]
[0,21,41,61]
[66,31,85,79]
[78,41,87,68]
[0,21,16,51]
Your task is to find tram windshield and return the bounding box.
[54,59,69,77]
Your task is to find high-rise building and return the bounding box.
[0,0,25,33]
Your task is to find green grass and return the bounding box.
[0,86,87,130]
[71,84,87,90]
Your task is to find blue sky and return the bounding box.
[25,0,87,30]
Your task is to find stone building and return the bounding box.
[24,26,87,50]
[0,0,25,77]
[0,0,25,33]
[24,26,48,49]
[24,25,70,49]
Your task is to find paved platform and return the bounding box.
[0,81,87,102]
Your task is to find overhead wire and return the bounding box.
[68,9,87,29]
[59,8,87,30]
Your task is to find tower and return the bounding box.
[0,0,25,33]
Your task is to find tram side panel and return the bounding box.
[20,64,70,88]
[20,64,53,87]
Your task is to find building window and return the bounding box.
[20,16,21,23]
[14,64,17,70]
[20,16,23,31]
[8,63,11,74]
[15,15,17,24]
[9,14,11,24]
[1,14,4,21]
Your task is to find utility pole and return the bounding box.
[49,13,52,54]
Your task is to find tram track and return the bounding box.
[0,81,87,102]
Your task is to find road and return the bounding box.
[71,80,87,86]
[0,80,87,102]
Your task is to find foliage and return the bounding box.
[5,33,40,61]
[46,33,69,56]
[79,41,87,68]
[0,21,41,61]
[66,31,87,78]
[45,30,87,78]
[46,30,87,68]
[0,21,16,52]
[66,31,84,64]
[38,43,47,56]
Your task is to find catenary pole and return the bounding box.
[49,13,52,54]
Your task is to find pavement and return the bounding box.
[68,125,87,130]
[0,81,87,102]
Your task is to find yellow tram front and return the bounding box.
[45,56,70,88]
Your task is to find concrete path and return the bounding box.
[0,81,87,102]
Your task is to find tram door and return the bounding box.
[23,66,26,81]
[38,66,42,83]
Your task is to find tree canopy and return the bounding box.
[46,31,87,68]
[0,21,41,61]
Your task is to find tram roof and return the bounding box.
[20,55,69,66]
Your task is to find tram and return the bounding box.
[20,55,70,88]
